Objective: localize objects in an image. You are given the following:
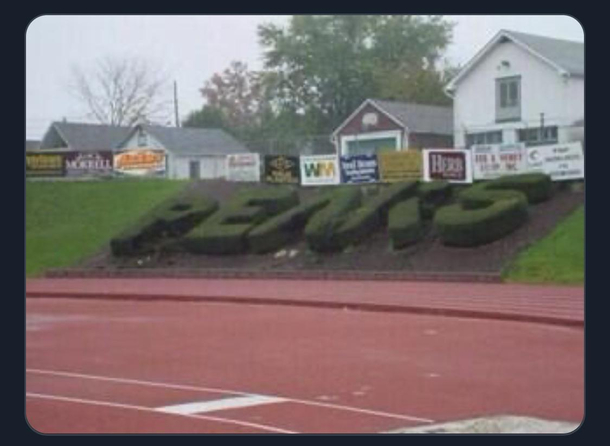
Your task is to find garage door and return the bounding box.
[346,137,398,156]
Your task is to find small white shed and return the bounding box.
[117,124,250,180]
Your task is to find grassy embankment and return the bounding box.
[503,205,584,284]
[26,179,186,277]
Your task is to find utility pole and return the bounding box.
[174,80,180,128]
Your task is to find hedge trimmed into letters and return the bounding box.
[110,193,219,256]
[483,172,552,204]
[434,173,552,247]
[417,181,452,219]
[330,181,419,251]
[388,197,423,249]
[248,192,333,254]
[304,187,363,252]
[182,187,299,255]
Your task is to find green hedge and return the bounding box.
[304,187,363,252]
[481,173,552,204]
[248,192,332,254]
[417,181,452,219]
[434,187,528,247]
[182,186,299,255]
[110,192,219,256]
[388,197,423,249]
[331,181,419,251]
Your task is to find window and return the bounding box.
[518,126,558,147]
[496,76,521,122]
[466,131,503,148]
[137,129,148,147]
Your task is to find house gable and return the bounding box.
[334,101,404,138]
[40,124,70,149]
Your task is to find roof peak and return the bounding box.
[500,29,584,45]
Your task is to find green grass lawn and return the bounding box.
[503,205,584,285]
[26,179,187,277]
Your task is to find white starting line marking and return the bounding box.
[27,368,434,424]
[156,395,287,415]
[26,392,295,434]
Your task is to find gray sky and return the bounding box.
[25,15,584,140]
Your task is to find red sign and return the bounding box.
[423,149,473,183]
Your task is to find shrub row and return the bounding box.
[248,192,333,254]
[483,172,552,204]
[182,186,299,255]
[110,192,219,256]
[303,187,363,252]
[417,181,452,219]
[329,181,419,251]
[388,197,423,249]
[434,194,528,247]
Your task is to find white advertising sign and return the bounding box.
[226,153,261,182]
[526,142,584,181]
[300,154,340,186]
[471,143,527,180]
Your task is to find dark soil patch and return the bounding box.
[78,180,584,275]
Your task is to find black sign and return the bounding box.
[264,155,300,184]
[65,151,114,177]
[26,152,66,177]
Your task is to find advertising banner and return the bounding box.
[113,149,166,176]
[226,153,261,182]
[377,150,423,182]
[264,155,300,184]
[423,149,473,183]
[472,143,527,180]
[300,154,340,186]
[526,142,584,181]
[65,151,113,177]
[340,154,379,184]
[25,152,66,177]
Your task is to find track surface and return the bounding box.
[26,278,584,326]
[26,292,584,434]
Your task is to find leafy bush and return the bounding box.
[331,181,419,250]
[483,173,552,204]
[388,197,423,249]
[434,189,528,247]
[182,186,299,255]
[417,181,452,219]
[110,193,218,256]
[248,192,332,254]
[304,187,363,252]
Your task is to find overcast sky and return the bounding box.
[25,15,584,140]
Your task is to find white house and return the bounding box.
[116,124,249,179]
[444,30,584,149]
[39,121,250,179]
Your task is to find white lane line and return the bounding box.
[156,395,287,415]
[27,368,434,423]
[26,392,295,434]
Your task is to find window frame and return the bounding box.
[496,76,521,123]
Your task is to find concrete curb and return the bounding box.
[26,290,583,328]
[44,268,503,283]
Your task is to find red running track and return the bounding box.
[26,278,584,327]
[26,296,584,434]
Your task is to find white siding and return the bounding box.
[173,155,227,180]
[452,40,584,147]
[117,128,228,179]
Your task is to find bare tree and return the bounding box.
[70,56,172,126]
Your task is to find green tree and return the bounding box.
[258,15,454,133]
[182,105,228,130]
